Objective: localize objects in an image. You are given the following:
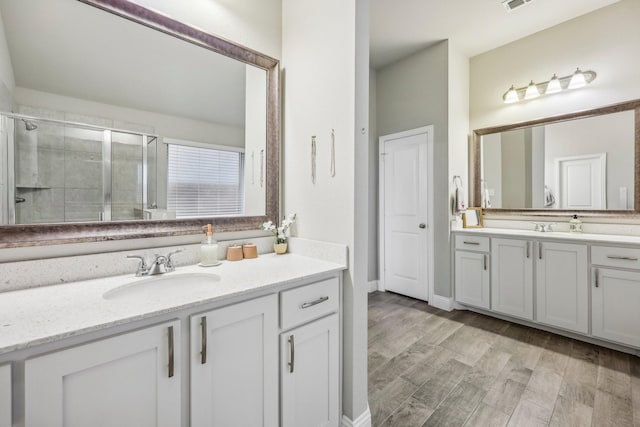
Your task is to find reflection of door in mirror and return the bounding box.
[481,110,634,210]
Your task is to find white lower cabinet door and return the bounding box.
[0,364,10,427]
[491,238,534,320]
[190,294,278,427]
[454,251,490,309]
[281,313,339,427]
[592,268,640,347]
[536,241,588,333]
[25,320,181,427]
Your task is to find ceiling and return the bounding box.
[370,0,622,69]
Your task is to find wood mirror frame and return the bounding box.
[0,0,279,248]
[470,99,640,217]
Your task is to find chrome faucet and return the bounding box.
[127,249,184,276]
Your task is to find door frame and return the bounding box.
[378,125,434,303]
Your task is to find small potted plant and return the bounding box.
[261,213,296,254]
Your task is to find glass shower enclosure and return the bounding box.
[0,113,157,225]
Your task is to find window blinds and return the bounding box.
[167,144,244,217]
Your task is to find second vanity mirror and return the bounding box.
[0,0,279,246]
[471,99,640,215]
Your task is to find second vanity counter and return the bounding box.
[0,252,346,356]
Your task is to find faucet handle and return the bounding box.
[547,223,556,232]
[166,248,184,272]
[531,222,542,232]
[127,254,148,276]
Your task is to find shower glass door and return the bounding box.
[3,113,153,225]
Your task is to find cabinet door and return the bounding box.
[25,320,181,427]
[454,251,490,309]
[592,268,640,347]
[491,238,533,320]
[281,313,339,427]
[536,241,588,333]
[0,364,10,427]
[191,294,278,427]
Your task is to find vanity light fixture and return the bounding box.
[502,68,596,103]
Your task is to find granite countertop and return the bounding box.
[0,253,346,356]
[453,227,640,245]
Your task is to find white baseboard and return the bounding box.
[429,294,453,312]
[368,280,379,293]
[342,405,372,427]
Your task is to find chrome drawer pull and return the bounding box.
[200,316,207,364]
[168,326,174,378]
[538,242,543,260]
[483,254,487,271]
[526,242,530,259]
[288,335,295,373]
[594,268,599,288]
[463,241,480,245]
[301,296,329,309]
[606,255,638,261]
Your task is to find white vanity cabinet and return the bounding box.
[592,246,640,348]
[280,278,340,427]
[190,294,278,427]
[0,364,10,427]
[454,235,490,309]
[536,241,588,333]
[25,320,181,427]
[491,238,534,320]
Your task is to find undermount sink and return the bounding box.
[103,273,221,301]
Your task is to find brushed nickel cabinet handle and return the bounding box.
[463,241,480,245]
[595,268,599,288]
[538,242,542,260]
[526,242,530,259]
[301,296,329,309]
[606,255,638,261]
[483,254,487,271]
[168,326,174,378]
[200,316,207,364]
[288,335,295,373]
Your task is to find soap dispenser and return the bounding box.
[200,224,220,266]
[569,214,583,233]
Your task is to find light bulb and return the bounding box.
[524,80,540,100]
[503,85,519,103]
[545,74,562,94]
[568,68,586,89]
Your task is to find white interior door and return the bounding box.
[556,153,606,209]
[380,126,433,301]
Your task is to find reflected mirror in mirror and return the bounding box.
[0,0,267,225]
[480,110,635,211]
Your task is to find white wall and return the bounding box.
[282,0,369,422]
[128,0,281,60]
[470,0,640,130]
[368,69,378,282]
[0,7,14,110]
[448,44,470,214]
[376,41,451,298]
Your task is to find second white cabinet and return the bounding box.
[455,250,490,309]
[25,320,181,427]
[491,238,533,320]
[0,364,10,427]
[536,241,588,334]
[190,294,278,427]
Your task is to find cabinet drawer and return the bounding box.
[592,246,640,269]
[455,235,490,252]
[280,277,339,330]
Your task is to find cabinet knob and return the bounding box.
[419,223,426,229]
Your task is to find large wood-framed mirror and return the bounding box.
[471,99,640,216]
[0,0,279,247]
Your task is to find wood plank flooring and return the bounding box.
[368,291,640,427]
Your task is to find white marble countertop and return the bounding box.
[0,253,345,356]
[453,227,640,245]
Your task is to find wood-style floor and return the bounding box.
[368,291,640,427]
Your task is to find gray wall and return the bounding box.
[368,69,378,283]
[375,40,451,298]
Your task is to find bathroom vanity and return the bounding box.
[0,252,345,427]
[454,228,640,353]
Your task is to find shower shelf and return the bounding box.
[16,185,51,190]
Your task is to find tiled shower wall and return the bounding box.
[14,105,153,224]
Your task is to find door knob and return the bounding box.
[419,223,426,229]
